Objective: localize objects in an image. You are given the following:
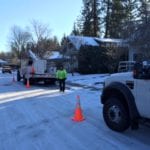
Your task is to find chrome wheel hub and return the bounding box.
[108,105,121,123]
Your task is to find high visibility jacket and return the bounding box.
[56,69,67,80]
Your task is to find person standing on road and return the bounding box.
[56,65,67,92]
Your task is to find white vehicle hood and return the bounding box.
[105,72,134,86]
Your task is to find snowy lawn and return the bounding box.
[0,72,150,150]
[67,73,110,89]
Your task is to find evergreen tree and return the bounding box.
[78,46,109,74]
[122,0,141,38]
[108,0,127,38]
[104,0,112,38]
[91,0,101,36]
[81,0,92,36]
[129,12,150,59]
[128,1,150,43]
[73,16,84,35]
[139,0,150,24]
[125,0,139,22]
[60,34,67,56]
[71,23,80,35]
[102,0,140,38]
[128,1,150,60]
[76,0,101,37]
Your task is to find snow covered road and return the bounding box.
[0,73,150,150]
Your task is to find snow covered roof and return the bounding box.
[68,36,99,50]
[95,38,124,43]
[68,36,125,50]
[47,51,63,59]
[95,38,127,47]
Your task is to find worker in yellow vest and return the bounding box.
[56,65,67,92]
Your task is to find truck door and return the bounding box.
[135,79,150,118]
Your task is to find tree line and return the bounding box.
[0,0,150,73]
[71,0,150,73]
[72,0,150,39]
[0,20,61,64]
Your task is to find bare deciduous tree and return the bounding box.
[8,21,60,60]
[28,20,53,57]
[30,19,51,43]
[8,25,32,61]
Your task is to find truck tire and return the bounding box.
[103,97,130,132]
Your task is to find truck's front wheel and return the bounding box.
[103,97,130,132]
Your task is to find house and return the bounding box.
[127,23,150,62]
[44,51,70,71]
[128,47,143,61]
[63,36,127,72]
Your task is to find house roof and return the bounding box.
[47,51,70,60]
[68,36,99,50]
[95,38,124,43]
[95,38,127,47]
[49,51,63,59]
[67,36,125,50]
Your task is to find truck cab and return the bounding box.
[101,61,150,132]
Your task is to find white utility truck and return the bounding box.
[17,50,56,85]
[101,61,150,132]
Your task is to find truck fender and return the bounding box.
[101,82,140,121]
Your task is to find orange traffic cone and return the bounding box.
[26,79,30,88]
[72,95,85,122]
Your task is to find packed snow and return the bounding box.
[0,71,150,150]
[67,73,110,89]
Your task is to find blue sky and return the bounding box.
[0,0,82,52]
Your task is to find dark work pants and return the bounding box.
[58,79,65,92]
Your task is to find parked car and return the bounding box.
[2,65,12,73]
